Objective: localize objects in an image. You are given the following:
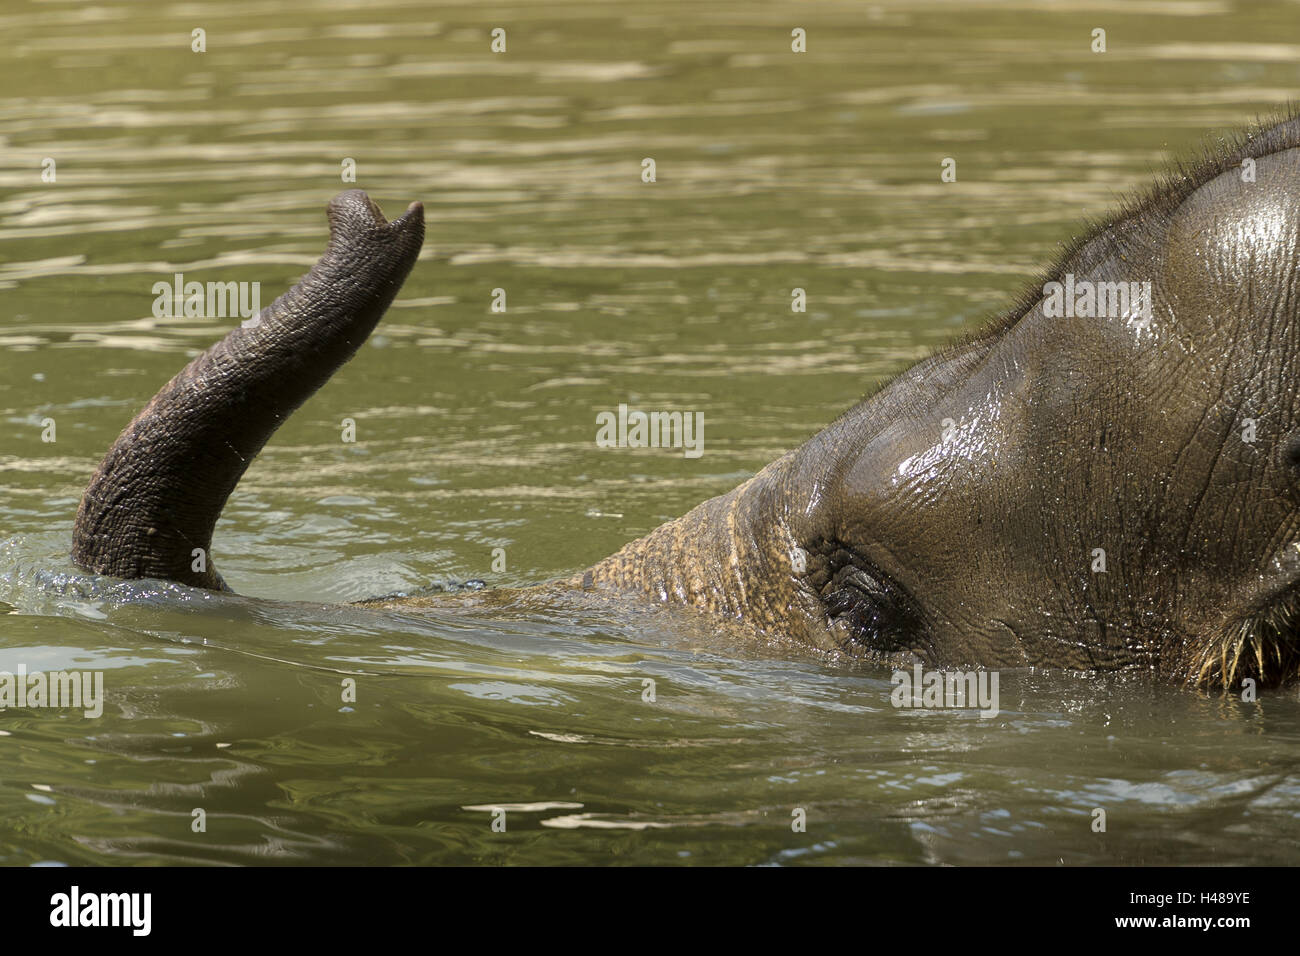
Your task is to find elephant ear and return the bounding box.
[71,190,425,590]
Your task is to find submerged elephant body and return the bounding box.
[71,117,1300,689]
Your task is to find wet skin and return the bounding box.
[72,116,1300,689]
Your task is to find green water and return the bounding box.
[2,0,1300,865]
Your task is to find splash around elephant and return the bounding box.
[71,116,1300,691]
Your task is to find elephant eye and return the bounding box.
[805,542,918,654]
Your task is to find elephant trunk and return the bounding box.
[578,451,834,647]
[71,190,425,590]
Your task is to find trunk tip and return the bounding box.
[326,189,424,243]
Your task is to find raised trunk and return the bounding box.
[71,190,424,589]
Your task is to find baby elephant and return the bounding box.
[72,116,1300,690]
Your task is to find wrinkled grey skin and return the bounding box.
[73,118,1300,689]
[72,191,425,590]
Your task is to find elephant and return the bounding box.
[71,115,1300,691]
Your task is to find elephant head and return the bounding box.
[72,117,1300,690]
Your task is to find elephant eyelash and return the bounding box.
[803,540,920,655]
